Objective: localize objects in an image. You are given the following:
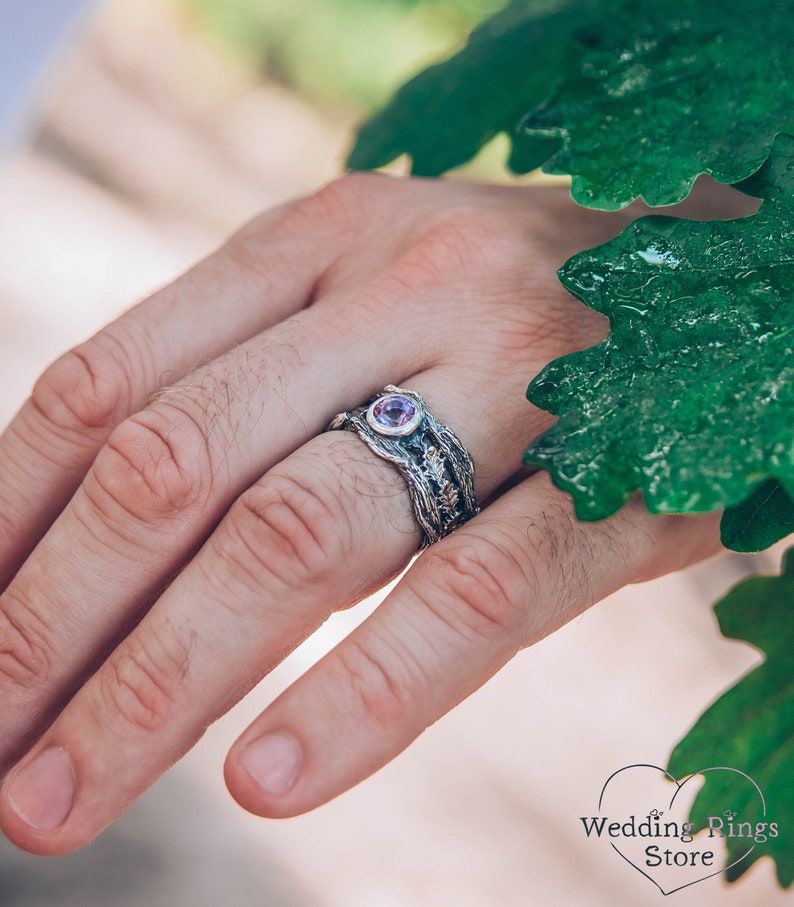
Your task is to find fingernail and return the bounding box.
[240,731,302,797]
[5,746,76,831]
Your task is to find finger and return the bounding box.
[0,178,638,850]
[0,432,416,853]
[0,357,550,854]
[0,171,632,592]
[0,172,595,768]
[0,186,358,588]
[222,476,721,819]
[0,290,429,770]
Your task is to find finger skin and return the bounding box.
[0,348,551,854]
[0,175,466,771]
[0,188,356,591]
[0,175,730,855]
[223,476,722,820]
[0,433,414,854]
[0,304,402,772]
[0,460,719,854]
[0,175,626,777]
[0,171,747,590]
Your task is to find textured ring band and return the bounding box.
[325,385,479,549]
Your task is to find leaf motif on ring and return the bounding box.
[424,446,447,483]
[438,482,460,514]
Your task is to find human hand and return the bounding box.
[0,174,722,854]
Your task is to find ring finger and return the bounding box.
[0,359,552,854]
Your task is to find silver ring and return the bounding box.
[325,385,479,549]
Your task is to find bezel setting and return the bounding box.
[366,391,424,437]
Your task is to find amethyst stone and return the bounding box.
[367,392,423,436]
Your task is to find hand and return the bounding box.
[0,174,722,854]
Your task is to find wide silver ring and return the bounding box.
[325,385,479,549]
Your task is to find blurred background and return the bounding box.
[0,1,791,904]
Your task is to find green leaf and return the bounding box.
[347,0,609,176]
[721,479,794,553]
[667,548,794,887]
[523,136,794,522]
[524,0,794,209]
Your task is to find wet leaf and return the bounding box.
[720,478,794,553]
[347,0,608,176]
[523,0,794,209]
[668,548,794,887]
[523,136,794,525]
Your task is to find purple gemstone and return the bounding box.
[368,393,422,436]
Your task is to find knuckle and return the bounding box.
[0,598,56,688]
[396,208,518,287]
[31,337,134,439]
[93,628,194,735]
[220,473,344,591]
[420,536,533,642]
[88,410,213,526]
[221,216,293,286]
[289,173,378,233]
[333,637,417,731]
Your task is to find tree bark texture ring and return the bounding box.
[325,385,480,549]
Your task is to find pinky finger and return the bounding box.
[224,473,722,818]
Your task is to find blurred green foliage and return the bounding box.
[175,0,506,109]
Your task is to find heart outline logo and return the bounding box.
[596,763,766,896]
